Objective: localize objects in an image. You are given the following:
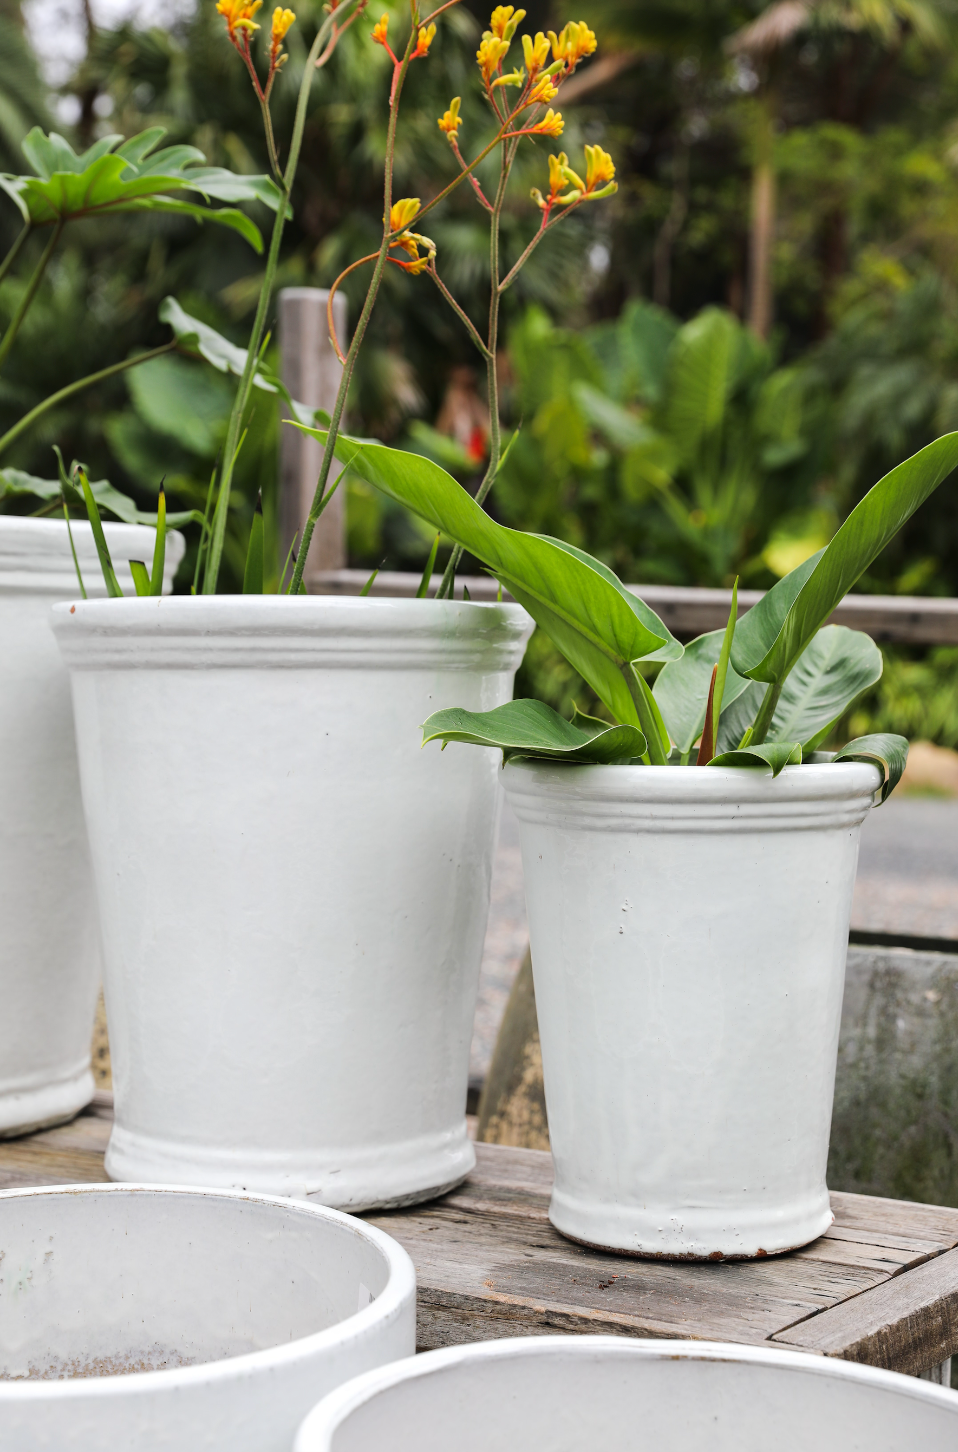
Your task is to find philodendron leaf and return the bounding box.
[0,466,201,527]
[731,432,958,688]
[159,298,279,394]
[1,127,282,248]
[833,733,908,804]
[767,625,883,749]
[654,627,753,754]
[709,741,802,775]
[422,699,647,764]
[289,424,682,757]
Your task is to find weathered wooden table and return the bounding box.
[3,1094,957,1382]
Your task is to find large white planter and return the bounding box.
[0,1182,415,1452]
[0,518,183,1136]
[52,595,531,1207]
[500,759,882,1259]
[296,1335,958,1451]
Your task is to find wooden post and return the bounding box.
[278,287,348,578]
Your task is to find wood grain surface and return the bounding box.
[3,1103,957,1372]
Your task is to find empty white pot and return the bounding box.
[0,518,183,1136]
[500,759,882,1258]
[0,1182,415,1451]
[295,1334,958,1451]
[52,595,531,1207]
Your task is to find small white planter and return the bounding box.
[52,595,531,1207]
[0,1182,414,1452]
[500,759,882,1259]
[295,1335,958,1451]
[0,518,183,1136]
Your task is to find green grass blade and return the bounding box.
[712,577,737,740]
[61,498,87,599]
[76,464,123,597]
[128,560,151,596]
[149,481,167,596]
[416,534,440,598]
[360,564,382,597]
[242,495,264,594]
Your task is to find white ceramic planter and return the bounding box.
[295,1334,958,1451]
[0,518,183,1136]
[0,1182,415,1452]
[52,595,531,1207]
[500,759,882,1259]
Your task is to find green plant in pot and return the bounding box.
[44,0,640,1211]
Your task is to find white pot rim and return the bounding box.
[0,1182,415,1403]
[501,756,883,802]
[298,1333,957,1446]
[51,594,532,670]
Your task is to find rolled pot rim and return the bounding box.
[50,593,531,629]
[0,1182,415,1402]
[296,1332,958,1447]
[500,756,884,802]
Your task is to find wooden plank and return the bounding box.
[0,1093,110,1189]
[773,1245,958,1375]
[310,571,958,646]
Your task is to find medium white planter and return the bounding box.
[295,1335,958,1451]
[0,518,183,1136]
[500,759,882,1259]
[0,1182,415,1452]
[52,595,531,1207]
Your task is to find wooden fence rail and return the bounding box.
[310,569,958,646]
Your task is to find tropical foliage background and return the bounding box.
[2,0,958,741]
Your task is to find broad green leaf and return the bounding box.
[160,297,279,394]
[126,353,234,456]
[663,307,739,465]
[422,699,647,764]
[0,174,29,223]
[2,127,282,246]
[833,732,908,804]
[709,741,802,775]
[654,627,752,754]
[767,625,882,749]
[537,537,682,665]
[732,433,958,686]
[290,425,681,756]
[0,465,200,527]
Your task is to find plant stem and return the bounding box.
[498,200,582,294]
[426,265,490,357]
[203,0,358,594]
[0,222,31,290]
[435,140,515,599]
[749,680,782,744]
[0,221,62,376]
[288,28,417,595]
[0,341,175,459]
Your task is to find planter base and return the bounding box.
[0,1064,94,1139]
[105,1119,477,1211]
[549,1185,834,1260]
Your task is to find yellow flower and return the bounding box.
[543,151,581,204]
[490,5,525,40]
[371,11,389,46]
[491,68,525,88]
[522,31,550,74]
[528,74,558,104]
[412,21,436,57]
[216,0,262,40]
[437,96,462,136]
[584,144,615,191]
[530,107,564,137]
[269,5,294,61]
[477,31,510,83]
[389,197,421,233]
[548,20,597,68]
